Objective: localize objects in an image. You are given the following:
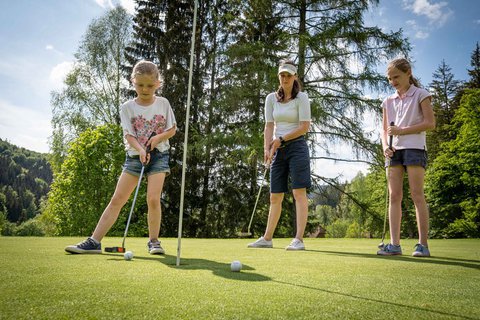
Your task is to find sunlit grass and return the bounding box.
[0,237,479,319]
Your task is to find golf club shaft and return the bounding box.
[122,164,145,248]
[247,167,268,234]
[381,121,394,244]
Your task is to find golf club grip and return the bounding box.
[146,131,156,153]
[388,121,394,149]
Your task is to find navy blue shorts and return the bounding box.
[270,138,311,193]
[123,150,170,177]
[386,149,427,169]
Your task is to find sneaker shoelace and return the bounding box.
[414,243,426,252]
[78,238,96,248]
[290,239,301,247]
[149,241,161,249]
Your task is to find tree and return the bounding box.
[118,0,410,238]
[277,0,409,168]
[427,60,462,160]
[426,89,480,238]
[45,124,126,236]
[50,6,132,171]
[465,42,480,89]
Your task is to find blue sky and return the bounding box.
[0,0,478,180]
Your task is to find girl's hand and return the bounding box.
[147,135,158,151]
[384,146,395,158]
[139,148,150,165]
[387,125,402,136]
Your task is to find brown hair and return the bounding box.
[387,58,421,87]
[276,60,302,102]
[131,60,161,81]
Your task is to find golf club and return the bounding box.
[105,132,156,253]
[237,163,269,237]
[379,121,394,249]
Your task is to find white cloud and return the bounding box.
[0,99,51,153]
[403,0,453,27]
[119,0,135,15]
[49,61,74,90]
[93,0,135,14]
[45,44,64,56]
[415,30,430,39]
[94,0,114,9]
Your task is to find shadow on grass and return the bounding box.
[273,279,477,320]
[307,249,480,270]
[105,253,271,282]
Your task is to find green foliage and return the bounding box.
[0,139,52,223]
[325,219,349,238]
[50,6,132,172]
[426,89,480,238]
[48,1,408,237]
[345,221,363,238]
[465,42,480,89]
[427,60,463,161]
[45,124,126,236]
[14,218,46,237]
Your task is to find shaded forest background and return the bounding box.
[1,0,478,239]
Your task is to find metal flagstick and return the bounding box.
[177,0,198,267]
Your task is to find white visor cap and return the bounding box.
[278,63,297,75]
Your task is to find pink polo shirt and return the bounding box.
[382,84,432,150]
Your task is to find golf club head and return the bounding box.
[236,231,252,238]
[378,242,385,249]
[104,247,126,253]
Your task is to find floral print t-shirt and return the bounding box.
[119,96,176,156]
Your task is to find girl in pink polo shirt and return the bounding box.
[377,58,436,257]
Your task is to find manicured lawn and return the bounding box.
[0,237,479,319]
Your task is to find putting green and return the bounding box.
[1,237,479,319]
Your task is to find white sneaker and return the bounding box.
[286,238,305,250]
[247,237,273,248]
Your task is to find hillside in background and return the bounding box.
[0,138,52,223]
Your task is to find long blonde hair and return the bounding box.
[387,58,421,87]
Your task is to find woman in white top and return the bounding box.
[248,60,311,250]
[377,58,435,257]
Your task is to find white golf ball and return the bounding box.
[124,251,134,261]
[230,260,242,272]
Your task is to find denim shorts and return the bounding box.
[386,148,427,169]
[270,138,311,193]
[123,150,170,177]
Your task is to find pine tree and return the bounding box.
[427,60,462,160]
[276,0,409,180]
[466,42,480,89]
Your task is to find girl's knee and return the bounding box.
[410,190,425,204]
[147,195,161,209]
[109,194,128,208]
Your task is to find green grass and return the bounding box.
[1,237,479,320]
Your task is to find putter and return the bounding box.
[105,132,156,253]
[238,164,269,237]
[379,122,394,249]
